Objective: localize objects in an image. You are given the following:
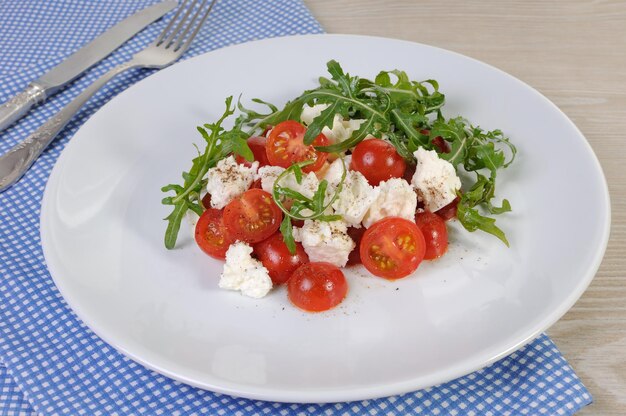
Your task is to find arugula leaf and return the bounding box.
[280,215,296,253]
[161,96,246,249]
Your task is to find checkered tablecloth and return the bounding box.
[0,1,592,415]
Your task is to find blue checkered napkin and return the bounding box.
[0,1,592,414]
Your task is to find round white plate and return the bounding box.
[41,34,610,403]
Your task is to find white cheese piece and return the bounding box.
[330,169,379,227]
[411,148,462,212]
[205,156,258,209]
[362,178,418,228]
[323,155,351,189]
[255,165,285,194]
[292,220,355,267]
[300,103,330,125]
[322,114,365,144]
[300,104,365,144]
[219,242,272,298]
[279,170,320,199]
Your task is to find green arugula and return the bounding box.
[161,97,251,249]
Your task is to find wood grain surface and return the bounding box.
[303,1,626,414]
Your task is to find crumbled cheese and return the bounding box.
[322,115,365,144]
[292,220,355,267]
[255,165,285,194]
[411,148,461,212]
[362,178,418,228]
[279,170,320,199]
[300,103,330,125]
[300,104,364,144]
[219,242,272,298]
[323,155,352,189]
[205,156,258,209]
[323,158,379,227]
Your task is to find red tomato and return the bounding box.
[223,189,282,244]
[350,139,406,186]
[432,136,450,154]
[235,136,270,167]
[201,193,212,209]
[435,196,460,221]
[360,217,426,279]
[195,208,233,259]
[415,212,448,260]
[266,120,329,173]
[253,233,309,285]
[346,226,366,265]
[249,178,262,189]
[287,262,348,312]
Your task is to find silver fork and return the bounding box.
[0,0,217,193]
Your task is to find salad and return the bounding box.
[162,60,516,312]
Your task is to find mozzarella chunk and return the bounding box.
[362,178,418,228]
[330,169,379,227]
[219,242,272,298]
[322,114,365,144]
[205,156,258,209]
[411,148,461,212]
[300,104,364,144]
[278,170,320,199]
[323,155,351,189]
[292,220,355,267]
[255,165,285,194]
[300,103,330,125]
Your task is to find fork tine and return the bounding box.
[175,0,217,53]
[163,0,199,48]
[173,0,216,51]
[156,0,190,45]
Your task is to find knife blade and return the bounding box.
[0,0,177,134]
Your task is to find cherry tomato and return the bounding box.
[266,120,329,173]
[235,136,270,167]
[435,196,460,221]
[350,138,406,186]
[201,193,212,209]
[287,262,348,312]
[195,208,233,259]
[249,178,263,189]
[420,129,450,154]
[223,189,282,244]
[415,212,448,260]
[432,136,450,154]
[346,226,366,265]
[360,217,426,279]
[254,233,309,285]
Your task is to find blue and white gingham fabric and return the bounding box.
[0,1,592,415]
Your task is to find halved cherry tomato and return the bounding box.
[346,226,366,266]
[235,136,270,167]
[287,262,348,312]
[415,212,448,260]
[435,196,460,221]
[195,208,233,259]
[360,217,425,279]
[253,233,309,285]
[350,138,406,186]
[266,120,329,173]
[223,189,282,244]
[249,178,262,189]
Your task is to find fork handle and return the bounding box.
[0,62,139,192]
[0,83,48,133]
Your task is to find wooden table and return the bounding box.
[304,1,626,413]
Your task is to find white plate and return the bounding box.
[41,34,610,403]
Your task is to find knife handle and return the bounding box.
[0,63,138,192]
[0,83,48,133]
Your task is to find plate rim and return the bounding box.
[40,33,612,403]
